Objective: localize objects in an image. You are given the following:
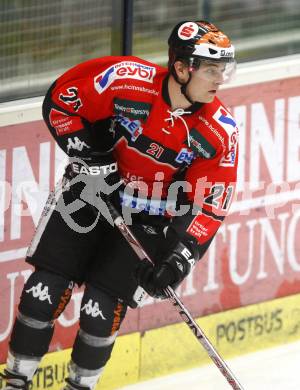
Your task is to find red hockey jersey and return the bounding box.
[44,56,238,248]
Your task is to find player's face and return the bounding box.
[187,61,226,103]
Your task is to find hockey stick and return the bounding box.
[107,201,244,390]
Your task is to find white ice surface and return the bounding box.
[120,340,300,389]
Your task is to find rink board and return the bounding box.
[1,292,300,389]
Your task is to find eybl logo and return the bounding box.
[95,67,115,92]
[94,61,156,94]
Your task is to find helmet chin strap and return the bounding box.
[180,73,194,105]
[171,64,195,105]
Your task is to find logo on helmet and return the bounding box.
[178,22,199,40]
[221,49,234,58]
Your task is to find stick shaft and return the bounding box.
[109,207,244,389]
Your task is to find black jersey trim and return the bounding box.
[115,123,184,169]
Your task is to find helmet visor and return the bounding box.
[194,58,237,84]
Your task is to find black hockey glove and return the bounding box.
[65,151,122,210]
[135,241,196,299]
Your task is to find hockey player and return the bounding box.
[1,20,238,389]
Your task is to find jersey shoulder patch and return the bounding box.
[212,105,236,135]
[186,127,217,159]
[212,104,238,168]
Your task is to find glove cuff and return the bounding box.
[156,241,195,289]
[172,241,196,274]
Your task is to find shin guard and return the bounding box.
[7,269,73,381]
[67,284,127,389]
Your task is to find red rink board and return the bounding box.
[0,77,300,362]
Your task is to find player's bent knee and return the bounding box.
[9,268,74,357]
[79,284,127,337]
[19,268,74,321]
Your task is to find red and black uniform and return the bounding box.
[29,55,238,305]
[5,55,239,389]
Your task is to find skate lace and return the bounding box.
[0,370,31,390]
[164,108,192,146]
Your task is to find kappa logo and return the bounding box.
[25,283,52,304]
[94,61,156,94]
[67,136,91,153]
[81,299,107,320]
